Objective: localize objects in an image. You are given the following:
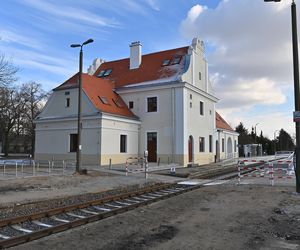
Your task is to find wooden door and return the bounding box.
[147,132,157,162]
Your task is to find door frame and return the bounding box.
[145,131,158,162]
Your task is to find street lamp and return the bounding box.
[264,0,300,193]
[70,38,94,173]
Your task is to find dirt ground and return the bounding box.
[10,182,300,250]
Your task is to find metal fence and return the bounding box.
[0,159,76,179]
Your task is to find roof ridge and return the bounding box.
[98,46,189,65]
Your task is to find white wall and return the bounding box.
[40,89,97,118]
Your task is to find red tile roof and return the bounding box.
[93,46,189,88]
[216,112,235,132]
[54,73,135,118]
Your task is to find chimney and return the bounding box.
[129,41,142,69]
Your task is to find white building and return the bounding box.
[35,38,238,166]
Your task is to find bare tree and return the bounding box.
[0,87,27,156]
[0,54,18,86]
[20,82,48,155]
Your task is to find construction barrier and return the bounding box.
[125,157,145,176]
[237,159,295,186]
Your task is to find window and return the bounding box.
[98,96,109,105]
[234,140,237,152]
[171,56,181,65]
[129,101,134,109]
[209,135,213,153]
[98,70,106,77]
[222,138,225,152]
[66,98,70,107]
[199,72,202,80]
[200,101,204,115]
[98,69,112,77]
[147,97,157,112]
[190,94,192,100]
[209,110,212,115]
[103,69,112,76]
[162,59,170,66]
[113,99,123,108]
[65,91,70,95]
[69,134,78,152]
[120,135,127,153]
[190,102,192,108]
[199,137,205,152]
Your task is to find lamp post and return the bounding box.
[264,0,300,192]
[70,38,94,173]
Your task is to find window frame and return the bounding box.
[209,135,213,153]
[69,134,78,153]
[147,96,158,113]
[129,101,134,109]
[66,97,70,108]
[120,134,127,153]
[200,101,204,116]
[199,137,205,152]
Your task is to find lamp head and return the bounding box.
[82,39,94,46]
[70,44,81,48]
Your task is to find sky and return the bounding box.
[0,0,297,139]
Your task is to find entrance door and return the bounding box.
[147,132,157,162]
[188,136,193,163]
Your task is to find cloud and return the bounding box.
[0,29,43,50]
[20,0,121,28]
[180,0,295,137]
[144,0,160,11]
[180,0,292,106]
[220,111,295,140]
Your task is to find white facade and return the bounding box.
[35,38,238,166]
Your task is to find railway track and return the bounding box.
[0,183,200,249]
[0,160,271,249]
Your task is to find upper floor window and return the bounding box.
[147,97,157,112]
[234,140,237,152]
[199,72,202,80]
[66,98,70,107]
[200,101,204,115]
[199,137,205,152]
[190,94,192,100]
[129,101,134,109]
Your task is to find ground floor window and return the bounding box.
[199,137,205,152]
[120,134,127,153]
[209,135,213,153]
[70,134,78,152]
[222,138,225,152]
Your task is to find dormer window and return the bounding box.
[98,69,112,77]
[171,56,181,65]
[98,96,109,105]
[162,59,170,66]
[103,69,112,76]
[113,99,123,108]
